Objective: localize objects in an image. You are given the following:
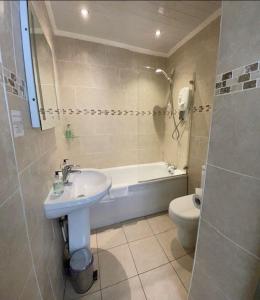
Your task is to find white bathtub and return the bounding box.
[90,162,187,229]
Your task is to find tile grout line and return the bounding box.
[170,260,189,293]
[207,162,260,181]
[0,51,43,300]
[0,186,20,209]
[121,223,148,300]
[146,214,191,293]
[94,233,103,300]
[202,218,260,261]
[92,213,193,299]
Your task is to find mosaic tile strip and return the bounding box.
[215,61,260,96]
[3,67,26,99]
[1,64,212,115]
[192,104,212,113]
[39,104,212,116]
[39,107,169,117]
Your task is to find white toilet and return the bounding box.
[169,166,205,249]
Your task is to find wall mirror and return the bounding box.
[20,1,59,130]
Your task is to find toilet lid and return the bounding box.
[169,194,200,220]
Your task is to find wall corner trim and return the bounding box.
[167,8,221,57]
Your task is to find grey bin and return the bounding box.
[69,247,94,294]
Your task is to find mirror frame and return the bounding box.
[20,0,40,128]
[20,1,59,129]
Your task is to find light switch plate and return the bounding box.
[11,110,24,138]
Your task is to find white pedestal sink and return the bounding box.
[44,169,112,254]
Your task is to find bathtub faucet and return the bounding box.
[167,163,177,174]
[167,162,177,169]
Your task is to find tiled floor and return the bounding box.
[64,211,194,300]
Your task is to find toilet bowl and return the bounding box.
[169,165,205,249]
[169,194,200,249]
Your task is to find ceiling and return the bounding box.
[47,1,221,57]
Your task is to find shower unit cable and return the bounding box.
[169,79,182,140]
[145,66,181,140]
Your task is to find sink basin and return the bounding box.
[44,169,112,218]
[44,169,112,253]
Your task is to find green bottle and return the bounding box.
[65,124,72,139]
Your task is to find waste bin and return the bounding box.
[69,247,94,294]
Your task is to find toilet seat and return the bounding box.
[169,194,200,223]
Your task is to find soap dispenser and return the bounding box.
[65,124,73,139]
[53,171,64,196]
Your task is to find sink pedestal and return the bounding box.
[68,208,90,254]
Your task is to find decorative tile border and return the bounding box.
[39,104,212,117]
[1,64,212,116]
[3,67,26,99]
[39,107,170,117]
[192,104,212,112]
[215,61,260,96]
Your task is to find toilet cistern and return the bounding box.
[44,167,112,254]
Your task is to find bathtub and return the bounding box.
[90,162,187,229]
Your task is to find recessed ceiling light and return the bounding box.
[158,7,164,15]
[155,30,161,38]
[81,8,89,18]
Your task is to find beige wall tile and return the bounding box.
[192,220,260,300]
[167,18,219,187]
[0,1,15,72]
[217,2,260,74]
[202,165,260,258]
[11,3,26,79]
[0,84,18,204]
[0,191,32,300]
[0,2,65,299]
[208,89,260,178]
[7,93,56,172]
[55,37,168,168]
[189,261,228,300]
[19,269,42,300]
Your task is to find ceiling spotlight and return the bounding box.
[155,29,161,38]
[158,7,164,15]
[81,8,89,18]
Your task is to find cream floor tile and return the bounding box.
[146,212,175,234]
[81,291,101,300]
[122,218,153,242]
[97,224,127,250]
[64,254,100,300]
[98,244,137,289]
[129,236,168,273]
[172,254,194,290]
[157,228,189,261]
[139,264,187,300]
[102,276,146,300]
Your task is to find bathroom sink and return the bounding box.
[44,169,112,218]
[44,169,112,253]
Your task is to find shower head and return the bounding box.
[145,66,173,83]
[155,68,172,82]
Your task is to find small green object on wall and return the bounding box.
[65,124,73,139]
